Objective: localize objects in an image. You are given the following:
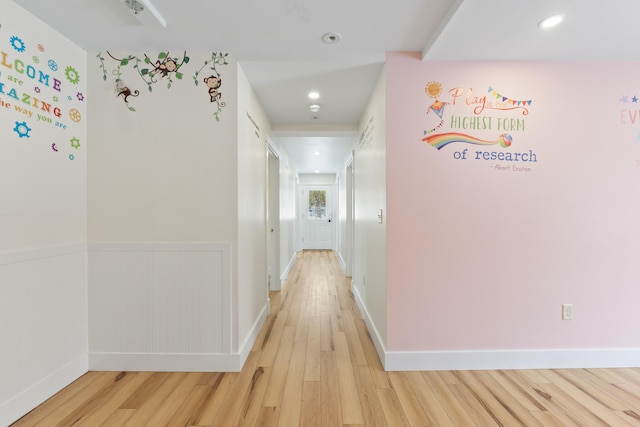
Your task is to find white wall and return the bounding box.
[87,51,254,371]
[0,1,87,424]
[236,64,270,356]
[351,67,388,360]
[87,52,238,243]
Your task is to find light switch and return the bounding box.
[377,209,383,224]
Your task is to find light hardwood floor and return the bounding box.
[12,250,640,426]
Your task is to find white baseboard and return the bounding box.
[351,281,640,372]
[1,354,88,427]
[384,348,640,371]
[89,352,244,373]
[351,281,387,366]
[89,301,270,373]
[238,301,270,367]
[338,252,347,273]
[280,252,297,286]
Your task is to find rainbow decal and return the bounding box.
[423,132,512,150]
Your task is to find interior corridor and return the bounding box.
[12,250,640,426]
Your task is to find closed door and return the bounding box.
[302,185,333,250]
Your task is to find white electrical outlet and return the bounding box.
[562,304,573,320]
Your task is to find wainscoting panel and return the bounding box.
[0,244,88,426]
[88,242,233,371]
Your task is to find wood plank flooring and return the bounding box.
[11,250,640,426]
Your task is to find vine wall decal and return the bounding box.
[97,51,229,120]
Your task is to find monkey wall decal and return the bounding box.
[115,79,139,109]
[204,75,226,108]
[152,57,178,78]
[99,50,229,120]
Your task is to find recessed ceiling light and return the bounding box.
[314,151,321,156]
[315,170,320,173]
[538,14,563,29]
[309,104,320,113]
[308,91,320,100]
[322,32,342,44]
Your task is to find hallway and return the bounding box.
[12,250,640,426]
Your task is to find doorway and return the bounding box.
[345,155,354,276]
[301,184,334,250]
[267,145,281,291]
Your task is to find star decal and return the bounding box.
[620,95,630,104]
[633,96,638,103]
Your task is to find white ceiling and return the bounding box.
[12,0,640,174]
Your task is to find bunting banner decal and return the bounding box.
[489,87,532,108]
[423,119,445,135]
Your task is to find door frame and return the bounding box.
[345,153,354,276]
[300,184,335,250]
[267,142,281,291]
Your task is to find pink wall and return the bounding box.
[386,52,640,352]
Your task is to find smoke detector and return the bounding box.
[322,32,342,44]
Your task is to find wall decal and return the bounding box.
[193,52,229,121]
[617,93,640,166]
[9,35,25,52]
[97,50,229,121]
[114,78,139,111]
[13,120,31,138]
[420,80,537,170]
[143,51,188,89]
[64,66,80,84]
[1,7,85,169]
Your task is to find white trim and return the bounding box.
[238,301,269,367]
[89,302,269,373]
[338,252,347,273]
[1,354,88,427]
[351,281,640,372]
[88,241,231,252]
[89,352,243,373]
[89,241,232,353]
[280,252,297,284]
[0,243,86,265]
[384,348,640,372]
[351,281,387,366]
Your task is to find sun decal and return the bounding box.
[425,81,443,99]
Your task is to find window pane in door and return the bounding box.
[308,190,326,219]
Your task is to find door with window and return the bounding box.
[301,185,333,250]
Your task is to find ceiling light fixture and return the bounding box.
[314,170,320,173]
[308,91,320,100]
[538,14,563,29]
[314,151,321,156]
[309,104,320,113]
[124,0,144,14]
[121,0,167,28]
[322,32,342,44]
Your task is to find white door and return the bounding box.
[301,185,334,250]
